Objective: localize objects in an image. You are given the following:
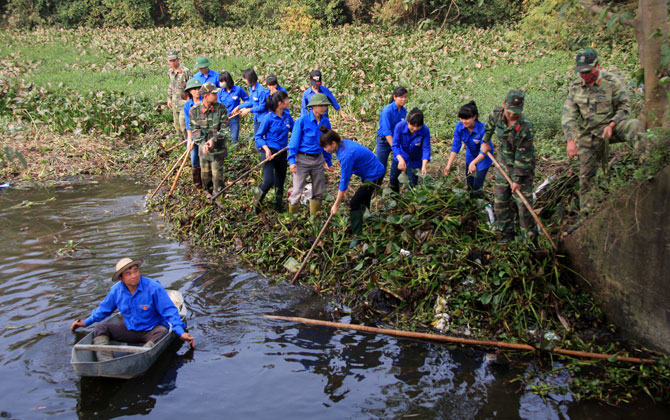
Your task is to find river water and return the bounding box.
[0,179,664,419]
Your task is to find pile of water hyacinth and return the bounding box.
[149,144,669,405]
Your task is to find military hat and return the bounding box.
[200,82,220,95]
[575,49,598,72]
[185,78,202,91]
[167,50,179,60]
[307,93,331,107]
[505,89,525,114]
[309,70,322,86]
[195,56,212,69]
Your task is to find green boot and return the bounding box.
[309,200,322,217]
[288,203,300,214]
[93,335,113,362]
[253,187,267,214]
[350,209,364,235]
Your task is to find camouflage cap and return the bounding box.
[167,50,179,60]
[185,78,202,91]
[575,49,598,72]
[200,82,220,95]
[195,56,212,69]
[505,89,525,114]
[307,93,331,107]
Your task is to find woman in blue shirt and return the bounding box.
[321,128,384,236]
[233,68,269,136]
[183,78,203,188]
[254,91,294,213]
[443,101,493,198]
[376,86,408,172]
[389,108,431,193]
[217,71,249,145]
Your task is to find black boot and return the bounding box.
[254,187,267,214]
[192,167,202,189]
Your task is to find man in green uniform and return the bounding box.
[167,50,192,140]
[562,48,647,213]
[482,89,537,243]
[189,82,229,196]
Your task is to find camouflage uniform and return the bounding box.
[562,49,646,212]
[189,94,229,194]
[167,51,192,139]
[483,91,537,239]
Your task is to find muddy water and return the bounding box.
[0,179,664,419]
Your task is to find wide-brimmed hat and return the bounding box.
[195,56,212,69]
[113,258,143,281]
[307,93,331,107]
[167,50,179,60]
[505,89,525,114]
[575,49,598,73]
[185,78,202,91]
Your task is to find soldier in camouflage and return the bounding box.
[562,48,647,213]
[167,50,192,140]
[482,89,537,242]
[189,82,229,196]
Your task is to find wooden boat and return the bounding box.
[71,290,187,379]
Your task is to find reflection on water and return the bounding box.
[0,179,665,419]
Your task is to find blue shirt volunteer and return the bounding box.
[392,121,431,168]
[288,110,333,166]
[218,85,249,115]
[336,139,385,191]
[300,86,341,116]
[239,82,269,122]
[83,276,186,337]
[377,102,407,139]
[255,110,294,150]
[450,121,493,171]
[194,70,220,88]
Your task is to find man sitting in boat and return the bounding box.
[70,258,195,361]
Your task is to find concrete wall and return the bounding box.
[562,165,670,353]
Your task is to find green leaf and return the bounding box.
[4,146,15,162]
[353,261,364,271]
[480,293,492,305]
[15,151,27,169]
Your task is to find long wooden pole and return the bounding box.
[211,147,288,201]
[291,212,335,284]
[486,151,556,249]
[264,315,657,364]
[165,140,187,153]
[167,149,190,198]
[149,148,189,201]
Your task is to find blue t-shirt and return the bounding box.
[391,121,431,169]
[239,82,269,123]
[377,102,407,139]
[288,110,332,166]
[450,120,493,171]
[217,85,249,115]
[335,139,385,191]
[183,98,201,130]
[84,276,186,336]
[194,70,220,88]
[255,110,294,150]
[300,85,341,116]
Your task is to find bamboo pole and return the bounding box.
[73,344,148,354]
[485,151,557,249]
[149,148,189,201]
[290,212,335,284]
[211,147,288,201]
[264,315,657,364]
[165,140,187,153]
[167,148,190,198]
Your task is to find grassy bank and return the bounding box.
[1,26,668,404]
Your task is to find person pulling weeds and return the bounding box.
[376,86,408,174]
[233,68,269,136]
[389,108,431,193]
[287,93,333,216]
[322,127,384,240]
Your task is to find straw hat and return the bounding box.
[113,258,143,281]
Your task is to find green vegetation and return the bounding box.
[1,23,668,405]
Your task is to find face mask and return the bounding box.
[580,70,599,85]
[221,82,227,89]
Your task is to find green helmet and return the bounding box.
[195,56,212,69]
[185,78,202,91]
[307,93,331,107]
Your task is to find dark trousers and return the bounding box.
[94,322,168,345]
[350,177,382,211]
[389,160,419,192]
[260,148,288,196]
[465,165,489,191]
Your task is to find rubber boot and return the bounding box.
[309,200,322,217]
[93,335,113,362]
[192,167,202,189]
[350,209,364,235]
[253,187,267,215]
[274,194,284,212]
[288,203,300,214]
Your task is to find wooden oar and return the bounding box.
[167,148,191,198]
[149,148,189,201]
[74,344,149,354]
[485,151,556,250]
[264,315,657,364]
[291,212,334,284]
[211,147,288,201]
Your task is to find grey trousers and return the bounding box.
[289,153,326,204]
[94,322,169,345]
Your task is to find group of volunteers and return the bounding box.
[166,47,648,244]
